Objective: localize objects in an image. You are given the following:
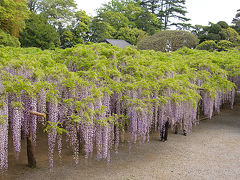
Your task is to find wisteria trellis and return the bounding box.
[0,44,238,171]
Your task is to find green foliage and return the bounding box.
[25,0,78,48]
[0,115,7,125]
[206,33,221,41]
[0,0,29,37]
[115,27,147,45]
[99,0,161,34]
[44,121,69,135]
[137,30,199,52]
[217,21,229,29]
[38,0,77,27]
[221,27,240,45]
[193,22,240,48]
[136,0,190,30]
[11,101,24,110]
[232,9,240,34]
[90,20,116,42]
[90,0,160,42]
[0,43,239,131]
[196,40,217,52]
[71,10,90,42]
[19,13,60,49]
[59,10,90,48]
[217,40,233,51]
[208,23,222,34]
[0,29,20,47]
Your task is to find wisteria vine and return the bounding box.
[0,44,239,172]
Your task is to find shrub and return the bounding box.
[217,21,229,29]
[0,29,20,47]
[196,40,217,52]
[137,30,199,52]
[217,40,233,51]
[221,27,240,45]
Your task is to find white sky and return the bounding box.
[76,0,240,26]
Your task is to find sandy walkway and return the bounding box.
[2,106,240,180]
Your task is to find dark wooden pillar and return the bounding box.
[27,129,36,168]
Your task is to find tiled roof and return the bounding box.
[105,39,132,49]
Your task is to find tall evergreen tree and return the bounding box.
[232,9,240,34]
[136,0,190,29]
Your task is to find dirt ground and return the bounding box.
[1,106,240,180]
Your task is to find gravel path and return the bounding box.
[2,106,240,180]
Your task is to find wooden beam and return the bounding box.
[29,111,46,118]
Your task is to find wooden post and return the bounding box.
[27,111,46,168]
[27,127,36,168]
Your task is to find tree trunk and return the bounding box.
[27,130,36,168]
[27,117,36,168]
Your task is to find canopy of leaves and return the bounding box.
[1,43,237,106]
[0,29,20,47]
[196,40,217,52]
[192,22,240,46]
[1,43,239,171]
[221,27,240,45]
[90,0,160,42]
[232,9,240,34]
[60,10,90,48]
[136,0,190,30]
[137,30,199,52]
[115,27,147,45]
[19,13,60,49]
[217,40,233,51]
[37,0,77,27]
[217,21,229,29]
[0,0,29,37]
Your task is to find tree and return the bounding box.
[25,0,89,48]
[232,9,240,34]
[217,21,229,29]
[221,27,240,45]
[191,25,208,43]
[90,0,161,42]
[137,0,159,14]
[0,0,29,37]
[0,29,20,47]
[26,0,77,28]
[115,27,147,45]
[161,0,190,29]
[97,0,161,34]
[192,22,240,45]
[136,0,190,30]
[97,11,130,30]
[60,10,90,48]
[19,13,60,49]
[90,20,116,42]
[39,0,77,27]
[27,0,39,13]
[137,30,199,52]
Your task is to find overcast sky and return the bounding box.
[76,0,240,26]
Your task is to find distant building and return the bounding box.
[104,39,132,49]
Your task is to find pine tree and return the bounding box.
[232,9,240,34]
[136,0,190,29]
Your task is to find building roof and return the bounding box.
[105,39,132,49]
